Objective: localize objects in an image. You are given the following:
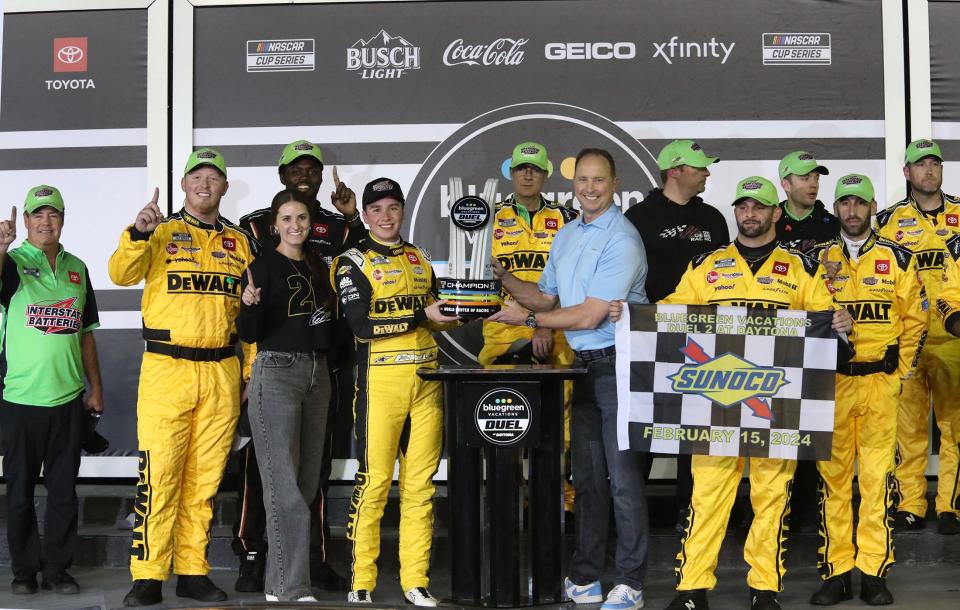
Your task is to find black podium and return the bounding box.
[417,365,587,607]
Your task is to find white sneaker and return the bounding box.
[348,589,373,603]
[601,584,643,610]
[404,586,439,607]
[564,577,603,604]
[265,594,278,602]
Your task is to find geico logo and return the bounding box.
[46,79,95,90]
[544,42,636,60]
[373,294,428,313]
[167,272,239,295]
[373,323,409,335]
[845,301,892,322]
[915,250,944,270]
[497,251,547,271]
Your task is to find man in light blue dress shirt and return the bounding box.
[489,148,649,610]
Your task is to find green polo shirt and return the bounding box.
[0,240,99,406]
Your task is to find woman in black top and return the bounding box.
[238,190,335,603]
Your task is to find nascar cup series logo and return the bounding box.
[668,339,787,420]
[475,388,532,445]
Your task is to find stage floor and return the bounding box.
[0,564,958,610]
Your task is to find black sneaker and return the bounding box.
[749,588,781,610]
[234,551,265,592]
[810,572,852,605]
[41,572,79,595]
[11,576,38,595]
[860,575,893,606]
[663,589,709,609]
[937,512,960,535]
[123,579,162,607]
[893,510,925,531]
[311,561,350,591]
[176,575,227,602]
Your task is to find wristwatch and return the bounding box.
[525,310,538,329]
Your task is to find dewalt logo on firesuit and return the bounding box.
[166,271,240,296]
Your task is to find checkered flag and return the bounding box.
[615,303,837,460]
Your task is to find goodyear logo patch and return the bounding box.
[668,339,787,419]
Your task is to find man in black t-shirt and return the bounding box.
[775,150,838,252]
[624,140,729,531]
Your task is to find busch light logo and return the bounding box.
[347,29,420,79]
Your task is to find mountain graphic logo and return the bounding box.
[346,29,420,78]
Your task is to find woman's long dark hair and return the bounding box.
[269,190,335,310]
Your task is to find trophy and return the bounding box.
[437,177,501,317]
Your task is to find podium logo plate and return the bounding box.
[474,387,532,445]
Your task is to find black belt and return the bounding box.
[146,341,236,362]
[839,360,887,377]
[574,346,616,362]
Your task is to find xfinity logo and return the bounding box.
[652,36,735,64]
[544,42,636,60]
[444,37,527,66]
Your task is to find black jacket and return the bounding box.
[775,200,839,252]
[624,189,730,303]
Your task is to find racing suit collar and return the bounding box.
[367,235,406,257]
[179,208,225,232]
[18,238,65,263]
[838,230,877,261]
[780,199,825,222]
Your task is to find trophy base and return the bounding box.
[437,277,501,318]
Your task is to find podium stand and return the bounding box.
[417,365,587,607]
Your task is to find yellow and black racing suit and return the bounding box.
[108,209,256,580]
[876,195,960,519]
[934,233,960,508]
[332,237,448,593]
[663,241,835,592]
[479,195,578,509]
[806,233,926,579]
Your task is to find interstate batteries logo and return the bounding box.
[247,39,315,72]
[763,33,832,66]
[26,297,82,335]
[347,29,420,79]
[475,388,531,445]
[668,339,787,420]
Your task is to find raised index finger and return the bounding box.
[246,267,256,288]
[10,206,17,222]
[149,187,159,207]
[332,166,341,188]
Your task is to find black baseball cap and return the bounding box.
[362,177,405,207]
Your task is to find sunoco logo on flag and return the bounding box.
[615,303,837,460]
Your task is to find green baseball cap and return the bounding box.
[510,141,553,176]
[834,173,875,203]
[24,185,64,214]
[732,176,779,207]
[656,140,719,170]
[778,150,829,179]
[184,147,227,177]
[279,140,324,168]
[904,139,943,164]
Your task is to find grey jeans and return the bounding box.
[569,353,649,590]
[249,350,331,600]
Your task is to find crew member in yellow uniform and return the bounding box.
[933,234,960,473]
[333,178,459,607]
[805,174,926,606]
[656,177,850,610]
[479,141,579,510]
[109,149,257,607]
[875,139,960,534]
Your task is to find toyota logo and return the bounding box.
[57,46,84,64]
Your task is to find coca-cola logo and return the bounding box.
[443,37,528,67]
